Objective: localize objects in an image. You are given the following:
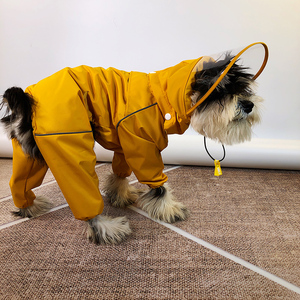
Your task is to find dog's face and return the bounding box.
[189,55,263,145]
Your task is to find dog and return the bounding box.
[0,43,267,244]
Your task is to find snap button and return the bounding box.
[165,113,172,120]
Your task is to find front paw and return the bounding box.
[103,173,143,208]
[138,184,189,223]
[85,215,132,245]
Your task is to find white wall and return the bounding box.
[0,0,299,169]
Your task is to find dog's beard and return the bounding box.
[190,94,263,145]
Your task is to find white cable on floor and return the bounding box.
[128,205,300,295]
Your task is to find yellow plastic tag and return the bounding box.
[214,160,222,176]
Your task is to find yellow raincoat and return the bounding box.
[9,43,268,220]
[10,62,198,220]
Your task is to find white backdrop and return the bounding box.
[0,0,299,169]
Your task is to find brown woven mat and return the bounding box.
[0,160,299,299]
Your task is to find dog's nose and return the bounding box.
[240,100,254,114]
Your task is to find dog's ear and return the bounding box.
[191,54,254,111]
[191,53,233,102]
[223,63,254,96]
[193,54,233,90]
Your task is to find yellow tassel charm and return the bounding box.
[214,160,222,176]
[204,137,226,176]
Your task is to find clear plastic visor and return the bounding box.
[186,42,268,115]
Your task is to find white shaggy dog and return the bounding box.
[0,44,267,244]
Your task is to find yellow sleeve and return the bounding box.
[112,151,132,178]
[9,139,48,209]
[117,105,168,189]
[34,132,104,221]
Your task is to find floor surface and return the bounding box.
[0,158,300,299]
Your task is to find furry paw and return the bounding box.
[85,215,132,245]
[12,196,53,218]
[138,184,189,223]
[103,173,143,208]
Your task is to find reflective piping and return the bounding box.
[116,103,158,131]
[35,130,93,137]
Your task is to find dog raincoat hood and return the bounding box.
[8,42,268,221]
[149,42,268,129]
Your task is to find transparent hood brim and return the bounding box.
[186,42,269,115]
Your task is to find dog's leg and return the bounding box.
[85,214,131,244]
[103,173,142,208]
[12,196,53,218]
[138,183,189,223]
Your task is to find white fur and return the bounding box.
[85,215,131,244]
[14,196,53,218]
[4,115,20,139]
[3,115,33,155]
[103,173,143,208]
[138,183,189,223]
[190,95,263,145]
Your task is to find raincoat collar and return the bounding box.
[149,58,201,134]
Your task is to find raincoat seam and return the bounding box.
[35,131,93,137]
[116,103,158,132]
[149,73,173,116]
